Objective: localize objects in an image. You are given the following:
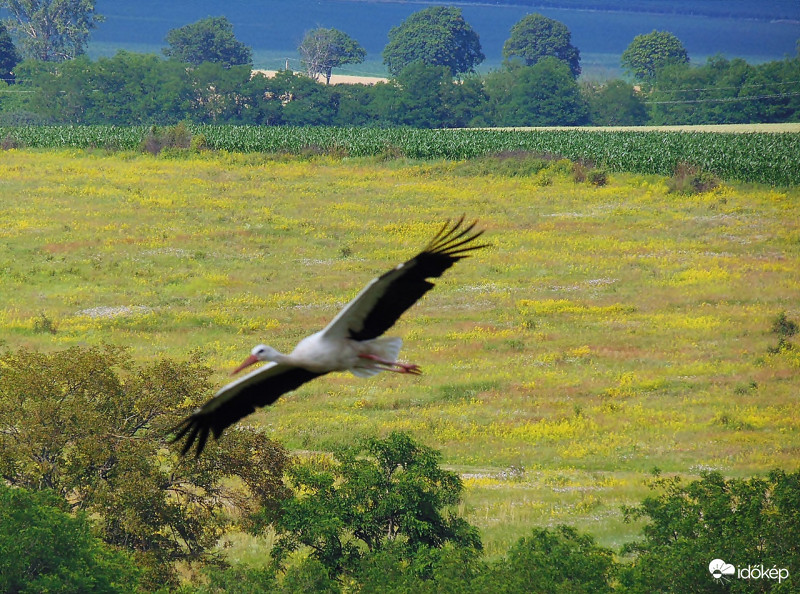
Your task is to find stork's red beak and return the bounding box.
[232,354,259,376]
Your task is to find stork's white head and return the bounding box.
[231,344,280,375]
[251,344,280,361]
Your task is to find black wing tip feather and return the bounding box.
[168,413,245,458]
[425,215,490,260]
[168,367,323,458]
[169,413,219,458]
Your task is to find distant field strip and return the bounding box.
[2,125,798,185]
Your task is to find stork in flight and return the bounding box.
[171,217,487,456]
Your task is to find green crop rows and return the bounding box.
[1,125,798,185]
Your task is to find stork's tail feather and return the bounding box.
[350,336,403,378]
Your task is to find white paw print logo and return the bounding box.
[709,559,735,582]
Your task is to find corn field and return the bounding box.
[1,125,798,185]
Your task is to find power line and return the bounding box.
[654,80,800,94]
[646,91,800,105]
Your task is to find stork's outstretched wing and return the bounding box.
[322,216,488,341]
[171,216,488,457]
[171,362,323,457]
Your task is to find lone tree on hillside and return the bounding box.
[621,30,689,81]
[382,6,484,77]
[0,0,103,61]
[299,27,366,84]
[503,13,581,78]
[164,16,252,68]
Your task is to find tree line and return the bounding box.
[0,5,798,128]
[1,344,799,592]
[2,50,798,129]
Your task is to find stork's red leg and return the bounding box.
[358,353,422,375]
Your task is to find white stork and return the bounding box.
[171,217,487,456]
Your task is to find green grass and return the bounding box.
[1,148,799,552]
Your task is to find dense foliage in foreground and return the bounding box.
[1,124,798,185]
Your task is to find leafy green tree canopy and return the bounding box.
[584,79,648,125]
[0,345,290,589]
[164,15,252,68]
[621,30,689,81]
[0,0,103,61]
[0,484,141,593]
[392,61,482,128]
[486,57,588,126]
[503,13,581,78]
[269,431,481,577]
[299,27,366,84]
[383,6,484,77]
[484,526,616,594]
[620,470,800,592]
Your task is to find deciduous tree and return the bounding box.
[584,79,648,125]
[0,21,19,80]
[621,30,689,81]
[503,13,581,78]
[269,432,481,577]
[0,345,290,588]
[0,484,141,593]
[164,15,252,68]
[0,0,103,61]
[299,27,366,84]
[486,57,588,126]
[620,470,800,592]
[382,6,484,77]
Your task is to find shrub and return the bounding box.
[771,312,798,338]
[480,526,616,593]
[140,121,193,154]
[587,168,608,186]
[32,311,57,334]
[190,132,209,152]
[572,160,607,186]
[667,162,719,194]
[1,133,21,150]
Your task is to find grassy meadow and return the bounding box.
[1,148,799,557]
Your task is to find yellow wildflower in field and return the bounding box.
[1,147,799,552]
[668,265,736,286]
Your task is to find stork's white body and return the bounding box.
[172,217,487,457]
[284,332,403,377]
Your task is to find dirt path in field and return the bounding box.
[493,123,800,133]
[253,69,388,85]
